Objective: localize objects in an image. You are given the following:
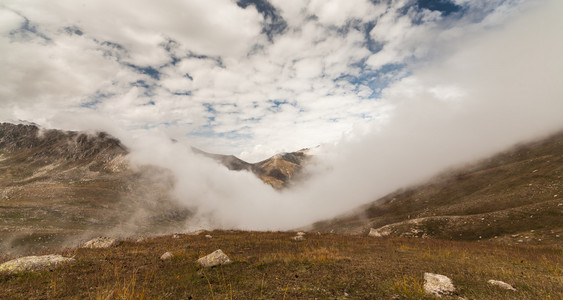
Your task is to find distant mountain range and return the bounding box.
[1,122,562,255]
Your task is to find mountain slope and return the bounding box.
[193,147,310,189]
[312,131,563,245]
[0,123,309,254]
[0,123,188,255]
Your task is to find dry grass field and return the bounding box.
[1,230,561,299]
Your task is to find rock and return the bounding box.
[0,254,75,274]
[296,232,305,236]
[488,280,516,291]
[82,237,119,249]
[188,229,206,236]
[424,273,456,297]
[197,249,231,267]
[292,235,305,241]
[160,252,173,260]
[368,227,392,237]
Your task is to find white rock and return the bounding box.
[296,232,305,236]
[188,229,206,236]
[368,227,392,237]
[0,255,74,274]
[488,280,516,291]
[424,273,456,297]
[205,235,213,239]
[292,235,305,241]
[160,252,173,260]
[82,237,119,249]
[197,249,231,267]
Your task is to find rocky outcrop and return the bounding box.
[423,273,455,297]
[368,226,393,237]
[197,249,231,267]
[0,254,74,274]
[82,237,119,249]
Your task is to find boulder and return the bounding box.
[424,273,455,297]
[292,235,305,241]
[82,237,119,249]
[488,280,516,291]
[296,232,305,236]
[205,235,213,239]
[160,252,173,260]
[0,254,74,274]
[368,227,392,237]
[197,249,231,267]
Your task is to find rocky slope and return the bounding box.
[0,123,189,255]
[0,123,309,254]
[312,131,563,245]
[193,147,310,189]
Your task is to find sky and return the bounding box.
[2,0,561,162]
[2,0,563,231]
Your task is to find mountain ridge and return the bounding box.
[311,130,563,245]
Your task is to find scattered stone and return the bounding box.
[488,280,516,291]
[188,229,206,236]
[197,249,231,267]
[205,235,213,239]
[160,252,173,260]
[172,234,180,239]
[0,255,75,274]
[424,273,456,297]
[82,237,119,249]
[296,232,305,236]
[368,227,392,237]
[292,235,305,241]
[136,237,145,243]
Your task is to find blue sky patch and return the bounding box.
[236,0,287,41]
[417,0,462,16]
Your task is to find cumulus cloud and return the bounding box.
[1,0,561,229]
[1,0,535,161]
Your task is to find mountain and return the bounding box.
[0,122,308,254]
[311,131,563,245]
[0,123,192,254]
[192,147,310,189]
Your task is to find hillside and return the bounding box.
[0,123,308,255]
[0,123,193,255]
[311,131,563,245]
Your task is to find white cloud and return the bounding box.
[1,0,562,232]
[0,0,556,162]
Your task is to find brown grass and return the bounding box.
[1,230,561,299]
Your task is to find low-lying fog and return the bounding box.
[120,1,563,230]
